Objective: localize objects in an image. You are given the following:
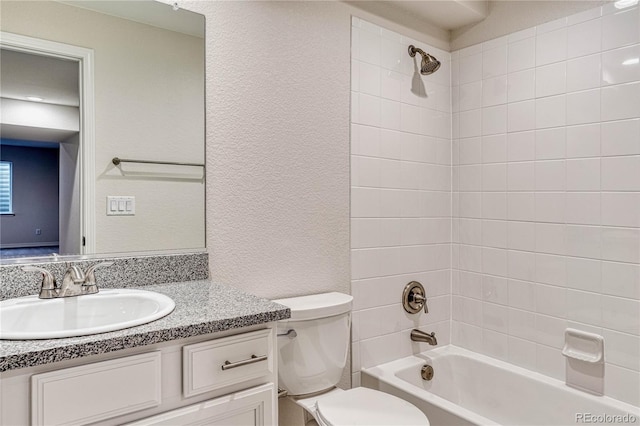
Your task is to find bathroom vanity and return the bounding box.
[0,279,290,426]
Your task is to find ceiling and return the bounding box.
[0,49,79,107]
[381,0,489,31]
[349,0,489,32]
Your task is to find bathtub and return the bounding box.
[361,345,640,426]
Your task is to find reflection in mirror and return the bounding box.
[0,0,205,262]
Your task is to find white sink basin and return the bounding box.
[0,289,175,340]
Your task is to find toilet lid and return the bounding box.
[315,388,429,426]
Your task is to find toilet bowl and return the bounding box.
[273,292,429,426]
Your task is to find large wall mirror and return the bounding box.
[0,0,205,261]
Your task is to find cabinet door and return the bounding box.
[126,383,275,426]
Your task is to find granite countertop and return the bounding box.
[0,280,290,372]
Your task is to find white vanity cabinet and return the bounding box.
[0,326,278,426]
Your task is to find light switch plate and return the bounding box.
[107,196,135,216]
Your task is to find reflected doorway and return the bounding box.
[0,47,83,258]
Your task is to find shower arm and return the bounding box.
[408,45,427,59]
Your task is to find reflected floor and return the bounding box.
[0,246,59,259]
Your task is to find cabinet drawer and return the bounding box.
[183,329,273,397]
[31,352,161,426]
[125,383,275,426]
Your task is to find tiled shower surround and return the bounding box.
[352,3,640,406]
[350,18,453,387]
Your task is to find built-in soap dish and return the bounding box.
[561,328,604,363]
[561,328,605,395]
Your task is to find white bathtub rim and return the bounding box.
[362,348,495,426]
[362,344,640,422]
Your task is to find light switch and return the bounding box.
[107,196,136,216]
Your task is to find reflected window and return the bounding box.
[0,161,12,214]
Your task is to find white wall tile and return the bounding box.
[483,45,508,79]
[601,193,640,227]
[566,289,602,325]
[601,119,640,156]
[508,279,536,311]
[536,253,566,286]
[459,81,483,111]
[508,68,536,102]
[535,160,565,191]
[483,76,508,107]
[601,227,640,263]
[535,62,566,98]
[459,109,482,138]
[601,261,640,299]
[507,192,535,221]
[482,329,508,360]
[508,131,536,162]
[482,105,508,136]
[482,134,508,163]
[535,284,567,317]
[566,54,601,93]
[535,192,566,223]
[566,192,601,225]
[508,100,536,132]
[508,37,536,72]
[601,6,640,51]
[602,44,640,86]
[507,162,535,191]
[483,274,510,305]
[601,329,640,371]
[482,192,507,220]
[566,256,602,293]
[566,89,600,125]
[566,225,602,259]
[601,156,640,191]
[606,364,640,406]
[535,95,566,129]
[508,336,537,371]
[601,81,640,121]
[567,18,602,59]
[508,221,536,251]
[535,314,567,348]
[566,158,600,191]
[602,295,640,335]
[508,308,537,340]
[536,28,567,66]
[566,124,600,158]
[536,127,566,160]
[459,52,483,84]
[482,164,507,191]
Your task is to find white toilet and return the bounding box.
[273,292,429,426]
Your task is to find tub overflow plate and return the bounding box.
[421,364,434,381]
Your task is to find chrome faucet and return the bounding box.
[411,329,437,345]
[22,262,113,299]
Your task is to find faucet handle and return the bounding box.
[22,266,57,298]
[83,261,114,289]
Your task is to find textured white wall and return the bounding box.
[181,0,450,301]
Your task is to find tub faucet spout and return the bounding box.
[411,329,437,345]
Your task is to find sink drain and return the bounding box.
[421,364,434,381]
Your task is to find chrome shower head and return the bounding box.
[408,45,441,75]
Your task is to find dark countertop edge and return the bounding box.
[0,309,290,372]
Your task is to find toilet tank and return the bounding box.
[273,292,353,396]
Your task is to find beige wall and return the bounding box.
[1,1,205,254]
